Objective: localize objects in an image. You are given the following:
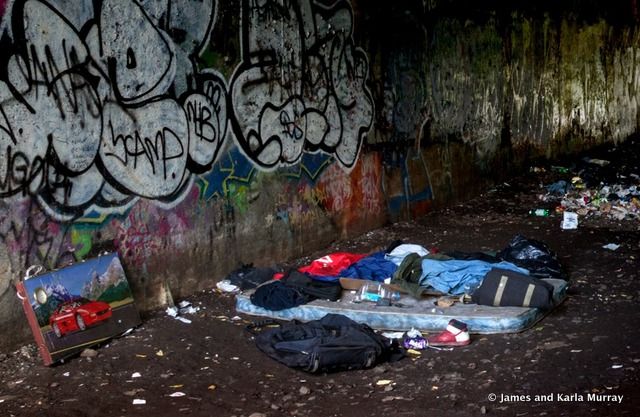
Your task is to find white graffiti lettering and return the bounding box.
[230,0,373,171]
[0,0,226,219]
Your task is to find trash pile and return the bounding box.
[535,152,640,222]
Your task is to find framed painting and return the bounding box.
[16,253,141,365]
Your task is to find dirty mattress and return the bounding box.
[235,279,568,334]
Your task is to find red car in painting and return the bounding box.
[49,298,112,338]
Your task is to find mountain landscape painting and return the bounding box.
[19,253,141,364]
[24,253,135,329]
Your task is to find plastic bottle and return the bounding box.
[380,287,401,302]
[529,209,550,216]
[356,283,382,303]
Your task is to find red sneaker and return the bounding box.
[426,319,471,347]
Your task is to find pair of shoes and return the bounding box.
[426,319,471,347]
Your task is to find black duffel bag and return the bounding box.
[254,314,404,373]
[471,268,555,310]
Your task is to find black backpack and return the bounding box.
[253,314,404,373]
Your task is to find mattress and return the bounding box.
[235,279,568,334]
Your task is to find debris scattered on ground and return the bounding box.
[376,380,393,386]
[119,328,135,337]
[166,299,201,324]
[80,348,98,358]
[175,317,192,324]
[178,300,200,315]
[299,386,311,395]
[216,280,240,293]
[602,243,621,251]
[561,211,579,229]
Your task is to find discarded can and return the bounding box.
[529,209,550,216]
[403,336,428,350]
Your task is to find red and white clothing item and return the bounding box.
[298,252,367,277]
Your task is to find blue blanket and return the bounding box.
[419,259,529,295]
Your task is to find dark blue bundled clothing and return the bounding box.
[340,251,398,282]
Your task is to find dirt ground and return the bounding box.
[1,142,639,417]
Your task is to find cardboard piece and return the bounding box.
[16,253,141,365]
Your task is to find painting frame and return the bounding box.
[16,253,141,365]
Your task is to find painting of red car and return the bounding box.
[49,298,113,338]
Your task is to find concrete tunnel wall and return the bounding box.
[1,0,639,350]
